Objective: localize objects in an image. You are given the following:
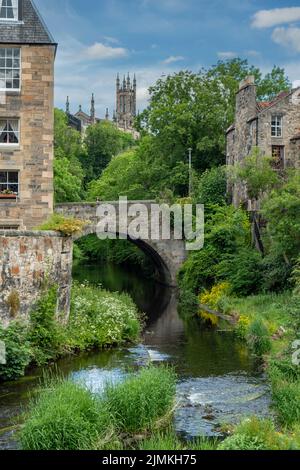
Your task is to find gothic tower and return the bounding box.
[116,73,137,129]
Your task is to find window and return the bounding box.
[271,115,283,137]
[0,119,19,144]
[0,171,19,195]
[0,0,18,21]
[0,48,21,90]
[272,145,285,170]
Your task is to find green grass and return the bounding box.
[20,366,177,451]
[139,429,218,451]
[20,378,112,450]
[104,366,176,434]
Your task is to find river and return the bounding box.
[0,262,271,449]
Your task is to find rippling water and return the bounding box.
[0,262,271,449]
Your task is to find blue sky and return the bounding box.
[35,0,300,118]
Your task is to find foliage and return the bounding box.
[247,318,272,356]
[36,213,87,236]
[21,366,176,450]
[199,282,231,326]
[28,286,64,366]
[261,171,300,262]
[104,366,176,434]
[217,248,263,296]
[21,378,111,450]
[82,121,135,185]
[139,429,217,450]
[195,166,227,206]
[229,147,280,201]
[54,109,85,202]
[219,417,297,450]
[54,157,85,203]
[269,359,300,427]
[0,322,31,381]
[178,205,251,293]
[66,282,141,351]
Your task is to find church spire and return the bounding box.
[105,108,109,121]
[127,73,131,89]
[66,96,70,114]
[116,73,120,91]
[90,93,95,123]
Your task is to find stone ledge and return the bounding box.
[0,230,67,238]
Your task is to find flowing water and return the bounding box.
[0,262,271,449]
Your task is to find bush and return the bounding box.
[247,319,272,356]
[21,379,112,450]
[28,286,64,366]
[104,366,176,433]
[199,282,231,326]
[260,252,293,293]
[217,248,263,296]
[195,166,227,206]
[218,417,297,450]
[0,321,31,382]
[66,282,141,351]
[36,213,87,236]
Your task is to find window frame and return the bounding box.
[271,115,283,138]
[0,118,20,146]
[0,47,21,92]
[0,170,19,196]
[0,0,19,22]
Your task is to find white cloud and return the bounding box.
[162,55,185,64]
[272,26,300,53]
[252,7,300,29]
[294,80,300,88]
[103,36,120,45]
[217,51,237,60]
[85,42,128,60]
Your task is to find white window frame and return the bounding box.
[271,115,283,138]
[0,170,19,196]
[0,0,18,22]
[0,47,21,92]
[0,118,20,146]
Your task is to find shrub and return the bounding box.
[218,417,297,450]
[66,282,141,351]
[260,252,293,293]
[199,282,231,326]
[247,319,272,356]
[195,166,227,206]
[28,286,64,366]
[36,213,87,236]
[0,321,31,381]
[21,379,112,450]
[104,366,176,434]
[217,248,263,296]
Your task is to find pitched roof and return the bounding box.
[0,0,56,46]
[256,90,292,113]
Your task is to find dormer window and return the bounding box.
[0,0,18,21]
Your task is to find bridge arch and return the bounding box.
[73,225,174,286]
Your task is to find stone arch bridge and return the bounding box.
[55,201,187,287]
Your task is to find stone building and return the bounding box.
[0,0,56,230]
[226,76,300,207]
[66,73,139,139]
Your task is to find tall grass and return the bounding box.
[21,379,112,450]
[104,366,176,434]
[20,366,176,450]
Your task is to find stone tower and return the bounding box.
[116,73,136,129]
[0,0,56,230]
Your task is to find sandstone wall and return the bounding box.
[0,231,72,325]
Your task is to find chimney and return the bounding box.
[236,75,257,120]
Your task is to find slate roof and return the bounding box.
[0,0,56,46]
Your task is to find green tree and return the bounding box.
[82,121,135,185]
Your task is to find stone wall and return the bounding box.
[0,231,72,325]
[0,44,55,230]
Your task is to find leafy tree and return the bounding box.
[82,121,135,185]
[195,166,227,206]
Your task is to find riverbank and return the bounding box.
[205,290,300,449]
[0,282,142,383]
